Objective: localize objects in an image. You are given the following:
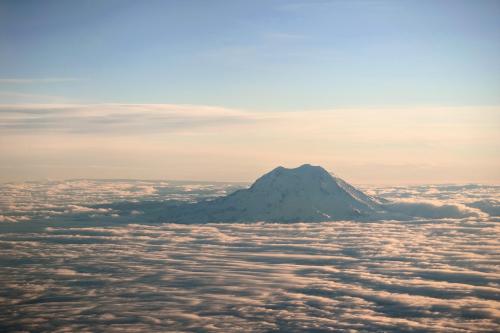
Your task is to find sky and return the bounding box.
[0,0,499,184]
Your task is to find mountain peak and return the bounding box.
[260,164,330,181]
[270,163,325,172]
[165,164,381,223]
[297,163,319,169]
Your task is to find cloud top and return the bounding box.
[0,181,498,331]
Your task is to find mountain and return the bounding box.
[163,164,382,223]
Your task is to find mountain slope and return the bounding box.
[163,164,382,223]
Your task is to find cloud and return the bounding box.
[1,181,497,226]
[0,179,244,227]
[467,199,500,217]
[0,78,81,84]
[366,184,499,219]
[0,103,264,134]
[383,199,485,219]
[1,214,499,332]
[0,215,21,223]
[264,32,306,41]
[64,205,113,214]
[0,91,71,104]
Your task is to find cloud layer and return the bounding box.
[0,181,499,332]
[1,180,497,225]
[1,220,499,332]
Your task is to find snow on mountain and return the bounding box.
[164,164,383,223]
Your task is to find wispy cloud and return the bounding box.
[1,103,498,137]
[0,91,74,104]
[264,32,306,41]
[0,103,265,134]
[0,78,82,84]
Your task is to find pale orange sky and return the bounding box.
[0,104,498,184]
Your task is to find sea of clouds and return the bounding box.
[0,180,499,332]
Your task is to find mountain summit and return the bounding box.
[165,164,382,223]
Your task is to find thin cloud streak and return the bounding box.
[0,92,74,104]
[0,103,265,134]
[0,103,498,135]
[0,78,82,84]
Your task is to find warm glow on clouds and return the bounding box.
[0,104,498,184]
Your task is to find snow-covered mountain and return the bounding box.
[163,164,382,223]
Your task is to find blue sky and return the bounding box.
[1,0,499,109]
[0,1,499,183]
